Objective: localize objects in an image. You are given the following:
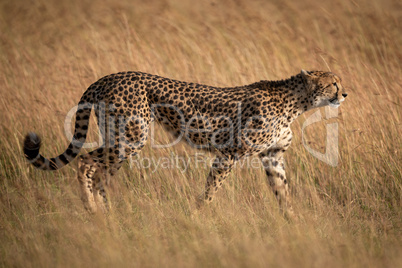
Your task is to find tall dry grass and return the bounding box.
[0,0,401,267]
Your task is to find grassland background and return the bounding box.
[0,0,401,267]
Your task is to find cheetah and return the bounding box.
[23,70,347,214]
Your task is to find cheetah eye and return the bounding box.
[333,82,339,91]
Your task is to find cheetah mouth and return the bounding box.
[329,99,340,108]
[327,95,342,107]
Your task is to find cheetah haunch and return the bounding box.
[24,70,347,214]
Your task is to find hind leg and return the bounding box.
[81,110,150,210]
[92,162,125,212]
[77,155,98,213]
[77,155,120,213]
[90,167,107,212]
[197,156,234,208]
[81,93,151,212]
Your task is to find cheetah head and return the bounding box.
[301,70,347,108]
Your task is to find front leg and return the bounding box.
[198,156,234,206]
[260,132,293,215]
[260,152,292,212]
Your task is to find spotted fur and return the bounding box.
[23,70,347,213]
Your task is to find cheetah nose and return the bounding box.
[342,93,348,98]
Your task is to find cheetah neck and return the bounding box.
[277,74,314,123]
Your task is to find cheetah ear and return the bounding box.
[300,69,314,87]
[301,69,310,78]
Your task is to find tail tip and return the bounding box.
[23,132,41,160]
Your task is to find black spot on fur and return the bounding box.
[58,154,69,165]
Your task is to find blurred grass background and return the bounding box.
[0,0,401,267]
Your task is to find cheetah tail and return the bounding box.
[23,102,92,171]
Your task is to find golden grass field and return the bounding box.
[0,0,401,267]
